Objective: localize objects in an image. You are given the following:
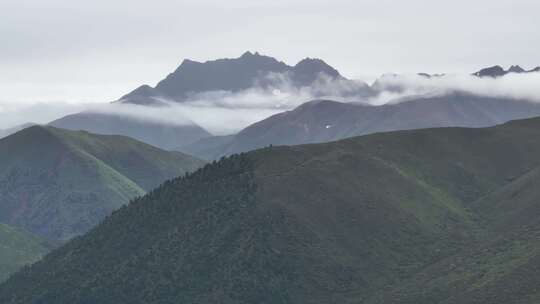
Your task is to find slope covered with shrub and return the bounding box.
[0,126,205,240]
[0,224,55,283]
[3,118,540,303]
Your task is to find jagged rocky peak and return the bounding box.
[178,58,201,67]
[294,57,336,70]
[118,52,347,104]
[291,57,343,86]
[129,84,156,96]
[119,84,159,103]
[508,65,526,73]
[473,65,506,78]
[240,50,261,58]
[473,64,539,78]
[294,58,341,78]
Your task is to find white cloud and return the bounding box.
[2,71,540,135]
[371,72,540,104]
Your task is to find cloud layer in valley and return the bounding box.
[0,73,374,133]
[1,71,540,134]
[372,72,540,104]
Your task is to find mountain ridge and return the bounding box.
[5,116,540,302]
[0,125,205,240]
[118,51,353,105]
[473,65,540,77]
[180,93,540,160]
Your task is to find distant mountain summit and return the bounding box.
[473,65,539,77]
[291,58,342,85]
[119,55,540,104]
[507,65,526,73]
[119,52,349,104]
[473,65,507,78]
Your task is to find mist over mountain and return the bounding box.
[1,53,540,304]
[0,126,205,240]
[1,55,539,141]
[118,51,373,105]
[4,0,540,302]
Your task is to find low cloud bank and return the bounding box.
[1,71,539,134]
[0,73,374,134]
[372,72,540,104]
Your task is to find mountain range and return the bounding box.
[42,52,369,152]
[1,52,540,303]
[118,51,372,105]
[34,54,540,159]
[4,116,540,303]
[0,125,205,240]
[180,93,540,159]
[473,65,540,78]
[117,51,539,107]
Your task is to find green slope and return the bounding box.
[0,126,205,240]
[0,224,55,283]
[3,118,540,303]
[364,162,540,304]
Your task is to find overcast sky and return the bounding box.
[1,0,539,104]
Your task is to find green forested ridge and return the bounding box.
[0,125,205,240]
[0,224,56,283]
[3,118,540,303]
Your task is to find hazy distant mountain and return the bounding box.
[0,223,56,283]
[0,123,35,139]
[182,93,540,159]
[7,117,540,303]
[473,65,508,78]
[473,65,540,77]
[372,65,540,93]
[417,72,445,78]
[0,126,205,240]
[179,135,236,159]
[118,51,370,104]
[50,112,212,150]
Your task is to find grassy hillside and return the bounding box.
[0,224,55,283]
[0,126,205,240]
[3,118,540,303]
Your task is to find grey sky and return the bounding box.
[1,0,539,103]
